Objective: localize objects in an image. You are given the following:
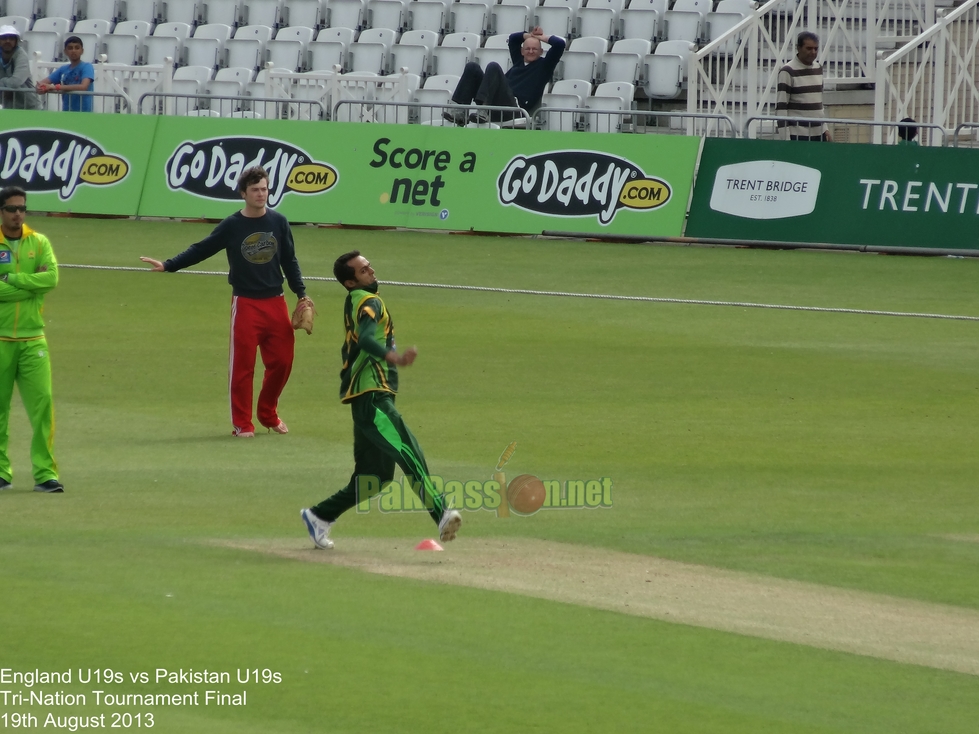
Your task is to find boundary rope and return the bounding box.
[61,264,979,322]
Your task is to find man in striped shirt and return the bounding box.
[776,31,832,141]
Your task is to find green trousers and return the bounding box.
[312,391,445,525]
[0,338,58,484]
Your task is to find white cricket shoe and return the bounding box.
[438,509,462,542]
[301,508,335,550]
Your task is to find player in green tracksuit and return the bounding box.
[0,186,62,493]
[300,251,461,549]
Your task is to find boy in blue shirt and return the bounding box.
[37,36,94,112]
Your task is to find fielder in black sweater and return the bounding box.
[446,26,566,124]
[163,209,305,300]
[140,166,308,438]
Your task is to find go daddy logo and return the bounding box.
[497,150,672,225]
[0,129,129,200]
[166,136,338,207]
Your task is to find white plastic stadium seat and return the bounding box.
[2,0,35,19]
[583,80,633,132]
[474,42,511,72]
[576,0,625,42]
[265,37,303,70]
[539,78,589,130]
[431,31,478,77]
[348,26,395,73]
[365,0,405,32]
[24,30,61,62]
[164,0,203,25]
[205,65,253,112]
[103,20,151,63]
[182,22,233,67]
[309,26,356,70]
[241,0,281,27]
[534,0,579,40]
[202,0,242,27]
[560,36,607,84]
[44,0,80,21]
[84,0,120,21]
[490,1,530,36]
[125,0,163,23]
[449,1,486,35]
[144,22,193,66]
[601,50,641,85]
[664,0,709,43]
[642,40,694,98]
[391,28,436,76]
[170,64,212,112]
[73,18,112,37]
[31,17,71,35]
[619,2,659,42]
[224,24,273,68]
[280,0,323,28]
[275,25,314,44]
[324,0,365,31]
[347,41,387,72]
[413,71,457,123]
[406,0,445,33]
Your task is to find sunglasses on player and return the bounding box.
[1,205,27,213]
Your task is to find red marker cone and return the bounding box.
[415,539,443,551]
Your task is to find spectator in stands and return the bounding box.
[37,36,95,112]
[444,26,565,125]
[0,26,41,110]
[897,117,919,146]
[776,31,831,141]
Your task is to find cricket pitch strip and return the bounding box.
[218,537,979,676]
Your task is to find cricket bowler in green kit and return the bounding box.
[301,251,461,549]
[0,186,63,493]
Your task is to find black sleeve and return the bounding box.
[508,32,525,67]
[164,218,233,272]
[542,35,566,71]
[277,215,306,299]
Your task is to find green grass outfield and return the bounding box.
[2,218,978,733]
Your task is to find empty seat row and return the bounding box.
[0,0,754,37]
[2,0,289,26]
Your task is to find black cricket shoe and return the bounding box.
[0,477,10,490]
[34,479,64,493]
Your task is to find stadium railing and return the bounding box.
[532,107,738,136]
[952,123,979,148]
[744,114,949,146]
[136,91,326,120]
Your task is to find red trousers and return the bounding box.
[229,295,295,434]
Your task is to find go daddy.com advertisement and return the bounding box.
[0,111,158,215]
[138,118,700,236]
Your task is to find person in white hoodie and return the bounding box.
[0,26,41,110]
